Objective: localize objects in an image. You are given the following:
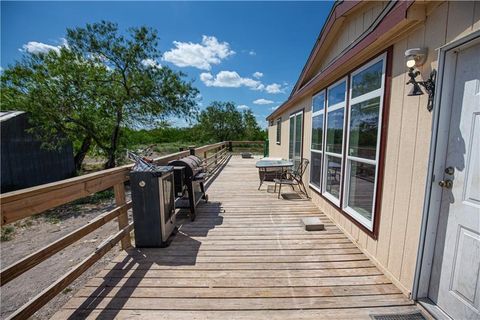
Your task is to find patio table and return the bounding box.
[255,159,294,190]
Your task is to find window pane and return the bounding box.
[352,60,383,98]
[325,155,341,199]
[348,97,380,160]
[312,93,325,113]
[326,108,344,154]
[311,114,323,151]
[347,161,376,221]
[328,81,346,106]
[310,152,322,188]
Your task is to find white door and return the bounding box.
[429,40,480,320]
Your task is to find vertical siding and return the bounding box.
[318,1,388,74]
[267,1,480,296]
[1,113,75,192]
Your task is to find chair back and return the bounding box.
[292,158,309,181]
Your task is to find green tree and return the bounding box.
[196,101,245,142]
[1,21,199,169]
[242,109,266,141]
[195,101,266,142]
[1,49,111,170]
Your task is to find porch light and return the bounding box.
[405,47,436,112]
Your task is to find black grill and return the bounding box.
[168,155,208,220]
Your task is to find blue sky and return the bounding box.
[1,1,333,128]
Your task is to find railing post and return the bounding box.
[215,147,218,165]
[189,146,196,156]
[228,141,233,152]
[114,183,131,250]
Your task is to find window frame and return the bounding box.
[343,53,387,231]
[309,90,326,192]
[276,117,282,145]
[322,77,347,206]
[306,49,391,238]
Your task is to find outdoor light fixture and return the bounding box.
[405,48,436,112]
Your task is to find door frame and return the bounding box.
[413,30,480,311]
[288,109,304,162]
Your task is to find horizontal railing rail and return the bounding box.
[0,140,263,320]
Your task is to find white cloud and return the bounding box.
[271,105,280,110]
[265,83,284,94]
[141,58,162,69]
[253,72,263,79]
[249,50,256,56]
[253,98,274,105]
[21,41,62,54]
[163,35,235,70]
[200,71,263,90]
[237,104,250,110]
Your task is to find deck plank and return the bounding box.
[52,156,420,319]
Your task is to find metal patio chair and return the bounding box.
[274,158,310,199]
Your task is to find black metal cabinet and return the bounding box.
[130,167,177,247]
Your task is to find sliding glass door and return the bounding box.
[289,111,303,169]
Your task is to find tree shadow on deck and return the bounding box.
[66,201,225,319]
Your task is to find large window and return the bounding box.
[322,79,347,205]
[308,53,386,232]
[344,57,385,230]
[276,118,282,144]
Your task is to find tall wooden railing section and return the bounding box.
[0,140,264,319]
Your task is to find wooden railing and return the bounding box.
[0,140,262,319]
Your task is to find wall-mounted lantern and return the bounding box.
[405,48,436,112]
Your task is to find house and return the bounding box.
[0,111,75,192]
[266,1,479,319]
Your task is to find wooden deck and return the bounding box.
[52,155,421,319]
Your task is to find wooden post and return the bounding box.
[228,141,233,152]
[189,146,196,156]
[114,183,131,250]
[215,147,218,165]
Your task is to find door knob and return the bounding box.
[438,179,453,189]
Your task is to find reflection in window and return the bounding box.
[312,93,325,113]
[351,60,383,98]
[310,152,322,189]
[311,115,323,151]
[328,81,346,106]
[326,109,344,154]
[347,161,375,220]
[348,97,380,160]
[325,156,342,199]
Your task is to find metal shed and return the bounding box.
[1,111,75,193]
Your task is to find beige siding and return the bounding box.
[268,99,310,159]
[269,1,480,296]
[313,1,389,78]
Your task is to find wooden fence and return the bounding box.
[0,140,263,319]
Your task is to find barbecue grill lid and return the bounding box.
[168,155,203,177]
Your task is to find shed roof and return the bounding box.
[0,111,25,123]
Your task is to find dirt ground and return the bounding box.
[0,191,132,320]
